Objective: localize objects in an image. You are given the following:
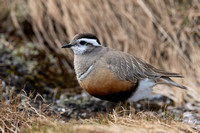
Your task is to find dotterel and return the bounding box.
[62,33,186,102]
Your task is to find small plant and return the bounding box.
[0,79,47,133]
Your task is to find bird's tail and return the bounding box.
[156,76,187,89]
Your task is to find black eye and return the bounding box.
[80,41,86,45]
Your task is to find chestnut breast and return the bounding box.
[79,62,138,102]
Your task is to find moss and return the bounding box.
[1,32,77,96]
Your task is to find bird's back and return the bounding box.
[102,48,184,81]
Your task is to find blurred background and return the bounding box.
[0,0,200,114]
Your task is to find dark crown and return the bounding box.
[73,33,101,45]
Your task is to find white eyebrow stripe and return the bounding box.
[78,38,101,46]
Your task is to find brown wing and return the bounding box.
[103,49,183,82]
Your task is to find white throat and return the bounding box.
[71,45,89,55]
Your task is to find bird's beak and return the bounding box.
[61,43,73,48]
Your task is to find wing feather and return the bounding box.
[104,49,183,83]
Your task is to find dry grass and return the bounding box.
[20,107,197,133]
[2,0,199,105]
[0,79,46,132]
[0,80,197,133]
[22,110,197,133]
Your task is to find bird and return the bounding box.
[62,33,186,103]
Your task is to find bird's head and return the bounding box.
[62,33,101,55]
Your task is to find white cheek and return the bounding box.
[71,45,88,55]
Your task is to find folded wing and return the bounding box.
[104,50,186,89]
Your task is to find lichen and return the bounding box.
[0,35,77,95]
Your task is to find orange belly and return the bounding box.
[79,67,137,102]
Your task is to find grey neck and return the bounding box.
[74,47,104,81]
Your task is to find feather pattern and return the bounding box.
[103,48,186,89]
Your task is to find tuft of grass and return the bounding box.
[23,108,197,133]
[0,79,47,133]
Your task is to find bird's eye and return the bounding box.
[80,41,86,45]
